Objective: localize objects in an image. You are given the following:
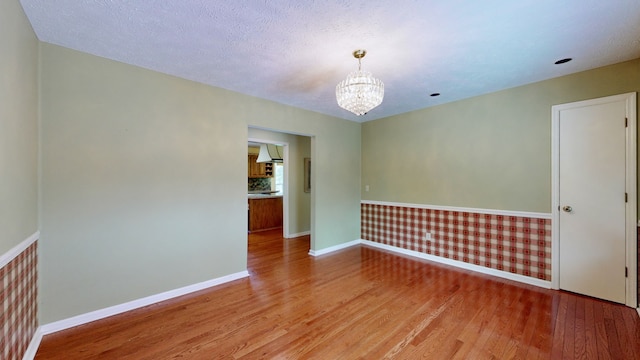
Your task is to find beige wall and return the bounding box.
[39,43,360,323]
[362,59,640,213]
[0,0,39,254]
[248,129,312,235]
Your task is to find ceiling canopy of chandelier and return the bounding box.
[335,50,384,116]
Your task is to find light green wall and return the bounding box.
[362,59,640,213]
[0,0,39,254]
[248,129,312,235]
[39,43,360,323]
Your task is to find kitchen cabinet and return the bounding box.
[248,197,283,232]
[248,154,273,178]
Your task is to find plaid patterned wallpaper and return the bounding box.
[1,241,38,360]
[361,202,552,281]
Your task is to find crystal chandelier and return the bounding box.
[336,50,384,116]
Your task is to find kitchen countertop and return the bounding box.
[248,192,283,199]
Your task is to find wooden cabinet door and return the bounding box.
[248,154,266,178]
[248,155,273,178]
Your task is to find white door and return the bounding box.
[557,97,628,304]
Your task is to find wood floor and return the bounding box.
[36,229,640,359]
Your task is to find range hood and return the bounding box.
[256,144,283,163]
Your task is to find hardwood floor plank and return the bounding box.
[603,302,625,360]
[563,294,577,358]
[551,292,568,358]
[573,295,586,359]
[423,281,491,359]
[35,230,640,359]
[583,298,598,359]
[321,268,456,358]
[480,281,525,358]
[530,292,555,360]
[450,280,505,359]
[593,299,612,360]
[510,291,542,359]
[389,293,466,359]
[365,279,462,358]
[613,306,638,360]
[498,288,536,359]
[621,305,640,356]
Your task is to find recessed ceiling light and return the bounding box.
[430,93,440,97]
[554,58,572,65]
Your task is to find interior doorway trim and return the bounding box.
[551,92,637,308]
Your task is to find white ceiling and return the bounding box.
[20,0,640,122]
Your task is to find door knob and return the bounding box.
[562,205,573,213]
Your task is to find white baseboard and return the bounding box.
[286,231,310,238]
[360,240,552,289]
[22,327,43,360]
[1,231,39,268]
[308,239,360,256]
[41,270,249,335]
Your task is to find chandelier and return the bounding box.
[336,50,384,116]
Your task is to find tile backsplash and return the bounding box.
[248,178,271,192]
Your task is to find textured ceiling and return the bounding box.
[19,0,640,122]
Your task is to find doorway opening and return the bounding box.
[247,127,312,241]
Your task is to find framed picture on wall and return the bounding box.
[304,158,311,193]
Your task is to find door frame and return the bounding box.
[551,92,637,308]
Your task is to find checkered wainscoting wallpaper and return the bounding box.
[361,203,552,281]
[1,241,38,360]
